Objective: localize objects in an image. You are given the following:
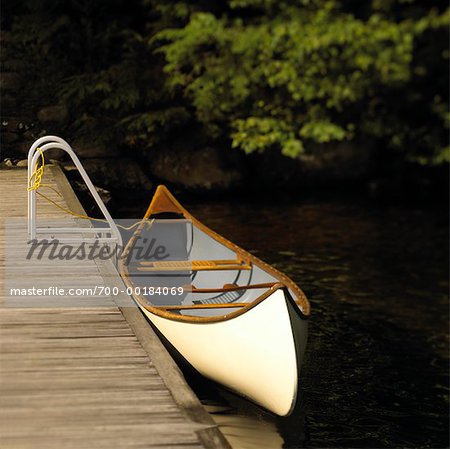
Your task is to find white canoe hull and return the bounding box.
[139,288,308,416]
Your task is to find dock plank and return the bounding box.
[0,167,229,449]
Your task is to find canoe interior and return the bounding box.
[123,217,288,317]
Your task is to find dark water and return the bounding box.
[116,193,449,449]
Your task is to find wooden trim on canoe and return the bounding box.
[136,259,251,272]
[120,277,288,324]
[118,185,311,322]
[139,282,277,295]
[155,303,249,311]
[187,282,277,294]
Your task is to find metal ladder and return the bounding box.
[27,136,123,257]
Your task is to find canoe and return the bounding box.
[118,186,310,416]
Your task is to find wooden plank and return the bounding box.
[0,167,230,449]
[138,259,251,272]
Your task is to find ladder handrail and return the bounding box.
[27,135,71,231]
[27,136,123,249]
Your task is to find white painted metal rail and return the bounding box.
[27,135,123,252]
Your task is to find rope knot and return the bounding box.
[27,148,45,192]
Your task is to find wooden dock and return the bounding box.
[0,166,230,449]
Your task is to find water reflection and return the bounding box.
[185,197,449,449]
[206,403,284,449]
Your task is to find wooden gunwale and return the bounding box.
[118,185,311,323]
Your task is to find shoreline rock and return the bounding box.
[37,105,68,124]
[148,145,244,192]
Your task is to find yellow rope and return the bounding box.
[28,148,153,232]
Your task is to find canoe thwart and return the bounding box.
[137,259,251,272]
[154,302,249,311]
[150,283,282,310]
[184,282,278,294]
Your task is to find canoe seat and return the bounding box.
[137,259,251,272]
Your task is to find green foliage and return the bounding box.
[4,0,449,165]
[154,0,449,163]
[5,0,185,148]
